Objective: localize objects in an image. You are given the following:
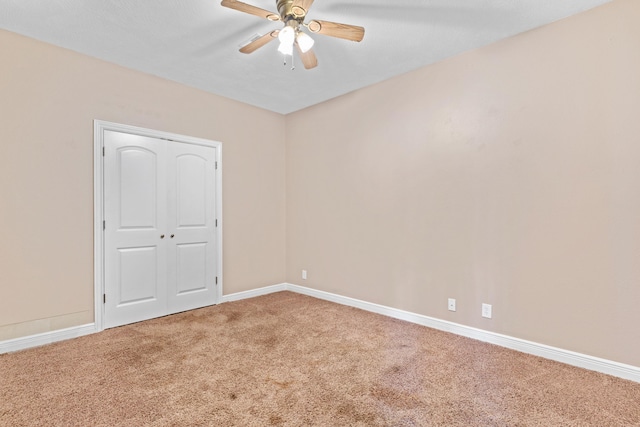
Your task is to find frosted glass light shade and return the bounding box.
[278,26,295,45]
[278,41,293,56]
[296,31,315,53]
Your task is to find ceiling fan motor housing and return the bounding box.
[277,0,307,23]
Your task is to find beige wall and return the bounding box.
[286,0,640,367]
[0,30,286,339]
[2,0,639,369]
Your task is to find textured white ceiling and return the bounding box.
[0,0,611,114]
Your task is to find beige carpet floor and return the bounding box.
[1,291,639,426]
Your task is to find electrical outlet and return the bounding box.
[302,269,307,280]
[482,303,492,319]
[448,298,456,312]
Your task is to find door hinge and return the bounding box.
[215,277,218,285]
[102,146,105,156]
[215,219,218,227]
[103,294,106,304]
[103,220,106,230]
[215,161,218,170]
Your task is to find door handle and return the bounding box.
[160,234,165,239]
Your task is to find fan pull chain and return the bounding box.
[282,54,295,71]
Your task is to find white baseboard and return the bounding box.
[0,284,288,354]
[220,283,288,303]
[0,323,97,354]
[4,284,639,384]
[223,282,640,383]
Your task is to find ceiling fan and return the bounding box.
[220,0,365,70]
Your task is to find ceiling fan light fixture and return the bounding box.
[277,40,294,56]
[278,26,295,45]
[277,25,295,56]
[296,31,314,53]
[221,0,365,70]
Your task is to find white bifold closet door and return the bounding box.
[103,130,217,329]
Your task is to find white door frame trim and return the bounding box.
[93,120,223,331]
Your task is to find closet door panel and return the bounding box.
[166,143,217,314]
[103,131,167,328]
[176,154,208,227]
[176,242,208,294]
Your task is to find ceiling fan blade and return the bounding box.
[239,31,279,54]
[307,20,364,42]
[291,0,314,17]
[296,44,318,70]
[221,0,281,21]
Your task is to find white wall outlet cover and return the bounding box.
[302,270,307,280]
[448,298,456,311]
[482,303,492,319]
